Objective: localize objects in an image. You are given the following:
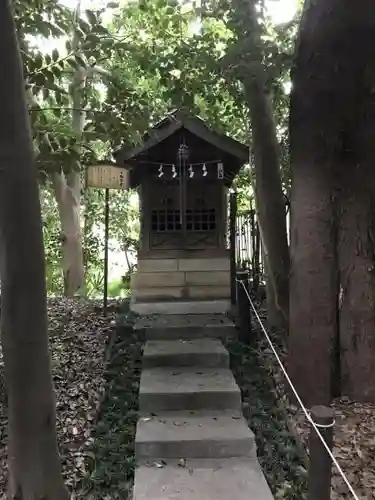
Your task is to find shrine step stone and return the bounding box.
[134,313,236,341]
[139,366,241,413]
[135,410,255,459]
[133,458,274,500]
[142,339,229,368]
[132,331,274,500]
[131,298,231,315]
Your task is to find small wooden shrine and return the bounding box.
[114,110,248,313]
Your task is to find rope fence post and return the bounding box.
[229,190,237,306]
[236,271,251,343]
[308,405,335,500]
[238,285,359,500]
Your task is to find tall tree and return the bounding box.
[289,0,375,405]
[222,0,291,329]
[51,1,86,297]
[0,1,68,497]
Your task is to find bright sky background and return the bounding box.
[36,0,298,54]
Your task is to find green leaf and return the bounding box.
[75,55,87,69]
[85,10,97,26]
[79,18,91,33]
[52,48,59,62]
[34,53,44,69]
[67,58,80,70]
[85,33,101,44]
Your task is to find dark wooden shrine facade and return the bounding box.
[114,110,248,306]
[115,111,248,256]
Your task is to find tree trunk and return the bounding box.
[335,15,375,399]
[288,160,337,406]
[258,215,286,331]
[288,0,339,406]
[246,83,289,327]
[0,2,68,498]
[52,171,84,296]
[51,2,86,297]
[222,1,290,328]
[239,0,290,328]
[253,165,287,331]
[289,0,375,404]
[338,183,375,401]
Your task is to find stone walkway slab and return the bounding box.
[139,367,241,412]
[131,299,231,315]
[142,339,229,368]
[133,458,274,500]
[135,410,255,459]
[134,313,236,340]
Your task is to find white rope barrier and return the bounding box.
[235,278,360,500]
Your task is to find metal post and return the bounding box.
[103,188,110,317]
[308,405,334,500]
[229,191,237,305]
[236,270,251,343]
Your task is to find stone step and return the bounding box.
[139,367,241,413]
[133,458,274,500]
[131,299,231,315]
[142,339,229,368]
[132,286,231,301]
[135,410,255,460]
[135,313,237,341]
[145,325,236,341]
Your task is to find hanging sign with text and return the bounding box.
[86,164,130,190]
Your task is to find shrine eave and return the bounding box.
[113,111,249,166]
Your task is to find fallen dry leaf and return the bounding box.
[0,298,118,496]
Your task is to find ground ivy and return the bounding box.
[84,312,143,500]
[226,338,308,499]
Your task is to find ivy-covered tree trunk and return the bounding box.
[289,0,375,404]
[0,2,68,498]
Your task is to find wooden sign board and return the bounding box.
[86,164,130,190]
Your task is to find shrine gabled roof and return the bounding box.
[113,110,249,165]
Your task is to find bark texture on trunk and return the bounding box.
[290,0,375,404]
[258,215,286,331]
[338,186,375,401]
[336,27,375,399]
[224,0,290,329]
[289,162,336,406]
[0,2,68,498]
[245,60,290,331]
[52,171,84,297]
[289,0,340,406]
[51,3,86,297]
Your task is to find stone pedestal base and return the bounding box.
[131,256,231,305]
